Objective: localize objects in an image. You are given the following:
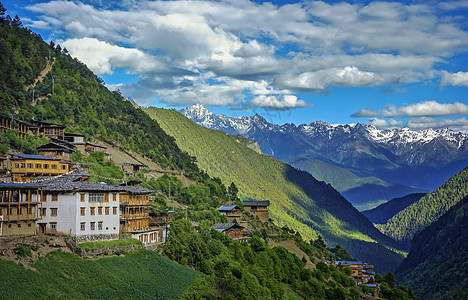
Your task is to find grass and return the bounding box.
[77,238,141,250]
[0,249,200,299]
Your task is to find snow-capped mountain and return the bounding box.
[182,104,468,191]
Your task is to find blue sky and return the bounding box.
[4,0,468,131]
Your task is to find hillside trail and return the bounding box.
[25,57,54,92]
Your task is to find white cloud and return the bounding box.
[249,95,309,110]
[406,117,468,133]
[352,101,468,118]
[367,118,404,128]
[441,71,468,87]
[62,37,168,74]
[24,0,468,108]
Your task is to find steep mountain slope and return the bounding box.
[395,196,468,300]
[377,166,468,246]
[146,107,405,273]
[288,157,422,210]
[182,104,468,193]
[0,18,200,179]
[362,193,426,224]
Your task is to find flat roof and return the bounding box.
[0,182,43,188]
[7,153,61,161]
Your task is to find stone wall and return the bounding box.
[65,238,142,258]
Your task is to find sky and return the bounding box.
[4,0,468,132]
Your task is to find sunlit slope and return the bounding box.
[146,107,404,273]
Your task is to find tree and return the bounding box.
[383,272,395,289]
[0,1,6,18]
[11,14,21,27]
[228,182,238,202]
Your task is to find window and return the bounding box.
[50,222,57,230]
[20,163,25,168]
[36,164,41,168]
[90,222,95,231]
[80,207,85,216]
[42,208,46,216]
[104,193,109,202]
[44,164,49,169]
[89,193,104,203]
[28,207,32,215]
[80,222,85,231]
[50,208,58,217]
[80,194,85,202]
[28,223,32,227]
[90,207,95,216]
[0,208,3,216]
[98,222,103,230]
[62,165,66,170]
[113,207,117,215]
[51,164,57,169]
[15,163,20,168]
[105,207,109,215]
[27,163,33,168]
[51,194,58,201]
[10,208,16,215]
[98,207,103,215]
[113,193,117,201]
[18,223,21,228]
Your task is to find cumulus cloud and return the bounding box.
[367,118,404,129]
[407,117,468,133]
[249,95,309,110]
[352,101,468,118]
[441,71,468,87]
[24,0,468,108]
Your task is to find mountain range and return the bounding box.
[182,104,468,209]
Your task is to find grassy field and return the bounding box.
[0,249,199,299]
[78,238,141,250]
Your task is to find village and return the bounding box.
[0,113,378,295]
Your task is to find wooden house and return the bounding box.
[334,261,363,279]
[29,120,66,140]
[0,113,33,137]
[0,183,42,236]
[64,132,85,143]
[74,142,111,160]
[7,153,70,182]
[119,184,160,245]
[217,204,242,223]
[212,222,249,241]
[37,142,75,162]
[243,200,270,222]
[121,162,149,176]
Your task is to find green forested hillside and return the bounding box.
[289,158,423,211]
[395,196,468,299]
[146,107,405,273]
[362,193,426,224]
[377,166,468,246]
[0,14,200,178]
[0,249,198,299]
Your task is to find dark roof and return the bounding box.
[242,200,270,207]
[36,142,75,152]
[121,162,148,167]
[119,185,154,194]
[51,138,77,149]
[40,174,121,192]
[29,120,66,127]
[85,142,107,148]
[212,223,243,232]
[7,153,61,161]
[64,132,85,137]
[0,182,44,189]
[217,205,240,211]
[334,261,363,266]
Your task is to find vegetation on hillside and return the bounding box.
[146,107,405,274]
[395,196,468,300]
[377,166,468,246]
[289,158,423,211]
[0,9,200,179]
[0,249,199,299]
[362,193,426,224]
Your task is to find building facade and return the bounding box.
[0,183,42,236]
[39,175,120,242]
[243,200,270,222]
[7,153,70,182]
[217,205,242,223]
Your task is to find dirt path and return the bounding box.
[25,58,54,92]
[269,239,315,269]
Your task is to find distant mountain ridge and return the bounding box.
[182,104,468,195]
[362,193,426,224]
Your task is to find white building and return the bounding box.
[39,174,121,242]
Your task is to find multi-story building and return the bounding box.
[0,113,33,137]
[0,182,42,236]
[37,142,75,162]
[334,261,363,279]
[29,120,66,140]
[7,153,70,182]
[74,141,111,160]
[39,174,120,242]
[119,184,159,245]
[243,200,270,222]
[217,205,242,223]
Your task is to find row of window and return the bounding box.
[80,206,118,216]
[80,222,116,231]
[14,163,67,170]
[84,193,118,203]
[0,207,34,216]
